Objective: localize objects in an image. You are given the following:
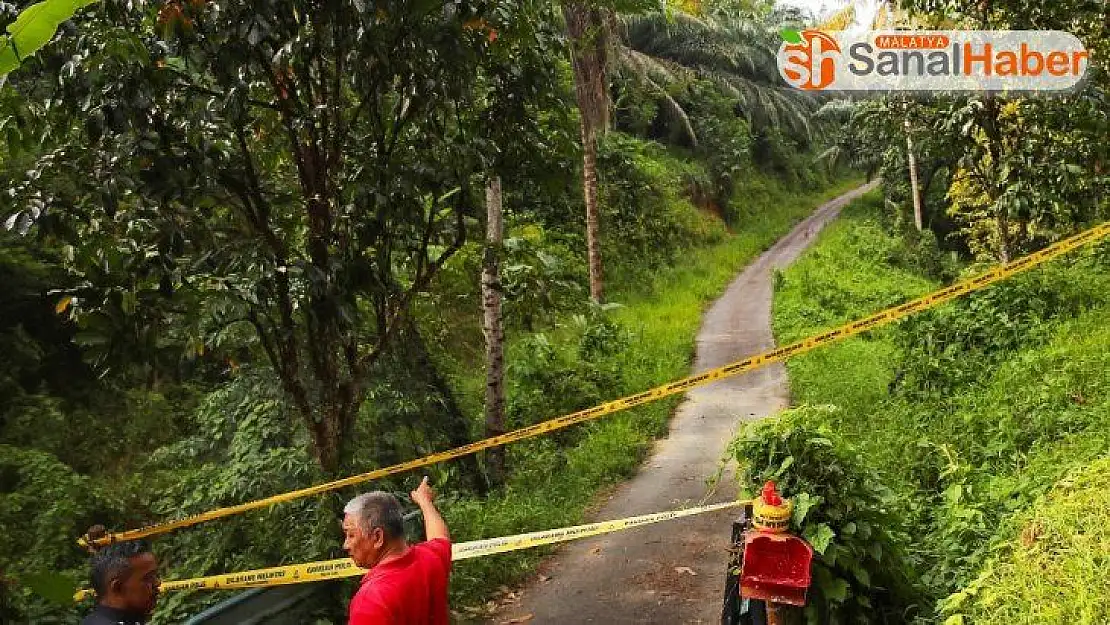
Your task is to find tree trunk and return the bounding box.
[995,207,1012,262]
[905,117,923,231]
[581,122,604,303]
[976,0,1011,262]
[482,176,507,485]
[563,2,610,304]
[562,4,611,133]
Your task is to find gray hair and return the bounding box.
[344,491,405,540]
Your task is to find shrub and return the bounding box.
[752,128,823,188]
[683,80,753,211]
[143,369,330,623]
[597,133,706,280]
[501,226,587,332]
[505,309,631,436]
[728,407,922,624]
[0,446,105,624]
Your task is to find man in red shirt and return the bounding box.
[343,477,452,625]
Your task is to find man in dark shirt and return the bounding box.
[81,540,160,625]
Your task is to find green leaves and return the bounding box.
[823,576,850,603]
[792,491,820,525]
[0,0,96,77]
[805,522,836,555]
[618,10,819,143]
[21,572,79,605]
[0,444,107,621]
[3,0,571,474]
[729,407,920,623]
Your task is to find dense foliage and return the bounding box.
[830,0,1110,259]
[730,407,921,624]
[4,0,1105,622]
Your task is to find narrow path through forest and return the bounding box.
[492,180,879,624]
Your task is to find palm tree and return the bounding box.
[812,98,886,178]
[562,1,611,303]
[559,4,825,302]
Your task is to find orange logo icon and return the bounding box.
[780,30,841,90]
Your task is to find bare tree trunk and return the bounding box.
[905,117,923,231]
[886,9,922,233]
[563,2,610,304]
[581,122,604,303]
[482,176,506,485]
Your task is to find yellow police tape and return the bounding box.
[74,500,745,601]
[81,221,1110,548]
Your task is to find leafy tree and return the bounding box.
[895,0,1109,260]
[3,0,563,473]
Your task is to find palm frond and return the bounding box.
[616,9,820,141]
[617,47,699,146]
[815,99,859,123]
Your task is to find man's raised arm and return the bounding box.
[411,476,450,542]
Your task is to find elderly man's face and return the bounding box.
[343,514,386,568]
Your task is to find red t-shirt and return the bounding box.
[348,538,452,625]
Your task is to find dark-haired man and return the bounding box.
[81,540,160,625]
[343,476,451,625]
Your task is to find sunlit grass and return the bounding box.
[941,456,1110,625]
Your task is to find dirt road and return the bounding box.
[492,181,878,624]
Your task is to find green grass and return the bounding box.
[771,190,937,426]
[607,176,866,412]
[438,145,864,614]
[768,191,1110,622]
[939,457,1110,625]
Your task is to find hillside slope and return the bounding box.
[762,191,1110,622]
